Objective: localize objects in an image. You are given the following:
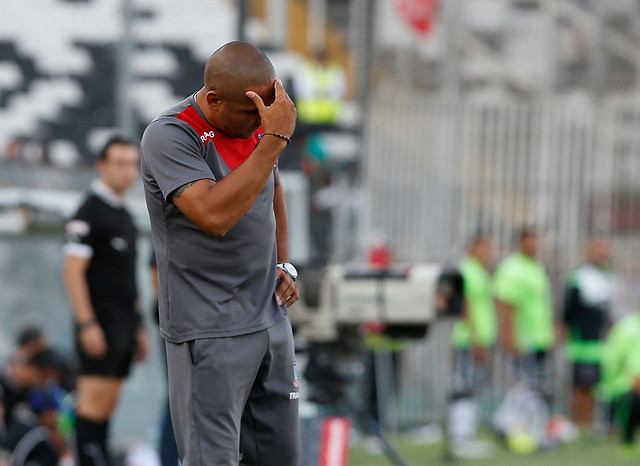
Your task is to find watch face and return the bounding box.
[281,263,298,279]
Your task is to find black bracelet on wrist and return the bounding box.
[263,133,291,144]
[77,319,96,331]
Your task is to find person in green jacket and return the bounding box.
[563,237,613,429]
[448,234,497,446]
[493,228,555,394]
[600,311,640,451]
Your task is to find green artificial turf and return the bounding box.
[347,434,637,466]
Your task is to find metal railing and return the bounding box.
[359,86,640,428]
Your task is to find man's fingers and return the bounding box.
[272,79,295,107]
[246,90,266,112]
[81,330,104,358]
[273,79,284,102]
[93,341,108,358]
[286,287,300,305]
[87,344,106,359]
[277,282,295,301]
[276,275,298,306]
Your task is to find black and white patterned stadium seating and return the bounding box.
[0,0,286,164]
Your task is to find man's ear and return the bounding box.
[206,90,222,111]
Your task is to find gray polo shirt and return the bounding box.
[140,95,285,343]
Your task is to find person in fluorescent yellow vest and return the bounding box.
[448,234,497,451]
[294,49,346,127]
[600,310,640,455]
[493,228,555,394]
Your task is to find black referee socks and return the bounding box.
[74,416,110,466]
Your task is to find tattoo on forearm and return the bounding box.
[173,181,196,199]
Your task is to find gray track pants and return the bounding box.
[166,317,300,466]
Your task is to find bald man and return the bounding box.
[140,42,300,465]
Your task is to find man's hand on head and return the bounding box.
[246,79,296,139]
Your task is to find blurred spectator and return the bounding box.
[292,50,350,266]
[0,350,59,430]
[14,325,77,396]
[22,141,50,166]
[62,136,149,466]
[563,237,614,430]
[2,137,25,163]
[14,325,48,362]
[448,234,497,450]
[600,309,640,456]
[0,348,65,466]
[294,49,346,129]
[493,228,555,394]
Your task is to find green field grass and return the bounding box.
[347,436,637,466]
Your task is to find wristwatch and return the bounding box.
[277,262,298,281]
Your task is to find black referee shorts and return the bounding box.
[76,307,139,378]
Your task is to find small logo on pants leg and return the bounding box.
[293,361,299,388]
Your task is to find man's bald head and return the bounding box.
[204,41,276,101]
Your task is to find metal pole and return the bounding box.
[237,0,247,42]
[348,0,373,111]
[440,0,461,255]
[349,0,375,261]
[588,0,605,95]
[544,0,559,93]
[268,0,289,50]
[307,0,327,53]
[115,0,136,139]
[441,0,461,97]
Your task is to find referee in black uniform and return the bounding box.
[63,136,149,465]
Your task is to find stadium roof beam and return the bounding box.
[540,0,640,89]
[115,0,136,140]
[439,0,550,95]
[455,29,542,94]
[447,0,640,95]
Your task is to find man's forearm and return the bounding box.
[202,137,285,226]
[173,137,287,237]
[497,301,516,350]
[273,183,290,263]
[63,259,95,324]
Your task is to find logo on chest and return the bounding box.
[111,237,129,252]
[200,130,215,144]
